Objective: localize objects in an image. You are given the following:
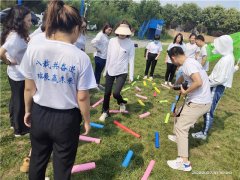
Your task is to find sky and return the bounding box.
[135,0,240,10]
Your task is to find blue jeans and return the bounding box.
[94,56,106,84]
[202,85,225,135]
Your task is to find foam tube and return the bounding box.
[139,112,150,118]
[175,95,179,101]
[152,83,156,86]
[71,162,96,174]
[138,99,145,106]
[141,160,155,180]
[154,87,160,94]
[136,94,148,100]
[161,83,171,89]
[171,103,176,112]
[164,113,170,124]
[137,75,140,80]
[153,91,157,97]
[79,135,101,144]
[113,120,141,138]
[143,81,147,86]
[122,87,131,92]
[155,132,160,148]
[131,81,136,86]
[109,110,129,114]
[123,98,128,101]
[91,98,104,108]
[90,122,104,128]
[135,86,142,92]
[121,150,134,167]
[159,100,168,103]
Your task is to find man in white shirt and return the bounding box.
[192,35,239,140]
[166,46,211,172]
[196,35,209,71]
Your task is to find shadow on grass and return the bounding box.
[72,143,144,180]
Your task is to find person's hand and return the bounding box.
[180,85,187,95]
[234,65,239,71]
[155,57,158,60]
[82,121,91,135]
[103,71,106,77]
[24,112,31,127]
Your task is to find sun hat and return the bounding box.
[115,24,132,36]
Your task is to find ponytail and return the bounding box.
[45,0,81,38]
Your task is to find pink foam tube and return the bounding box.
[79,135,101,144]
[91,98,104,108]
[109,110,129,114]
[139,112,150,118]
[136,94,148,100]
[141,160,155,180]
[71,162,96,174]
[135,86,142,92]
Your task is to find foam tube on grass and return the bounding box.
[155,132,160,148]
[136,94,148,100]
[164,113,170,124]
[113,120,141,138]
[139,112,150,118]
[121,150,134,167]
[143,81,147,86]
[138,99,145,106]
[161,83,171,89]
[123,98,128,101]
[152,83,156,86]
[137,75,140,80]
[141,160,155,180]
[175,95,179,101]
[109,110,129,114]
[122,87,131,92]
[135,86,142,92]
[131,81,136,86]
[159,100,168,103]
[71,162,96,174]
[90,122,104,129]
[154,87,160,94]
[91,98,104,108]
[171,103,176,112]
[153,91,157,97]
[79,135,101,144]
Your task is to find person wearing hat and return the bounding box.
[99,20,135,121]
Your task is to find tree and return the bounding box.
[220,8,240,34]
[161,4,179,28]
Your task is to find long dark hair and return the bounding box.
[45,0,82,38]
[102,23,112,34]
[173,33,183,45]
[1,5,30,45]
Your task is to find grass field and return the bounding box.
[0,46,240,180]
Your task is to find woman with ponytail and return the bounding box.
[20,1,96,179]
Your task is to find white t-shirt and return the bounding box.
[185,42,199,58]
[20,38,97,110]
[75,34,86,51]
[146,41,162,54]
[105,37,135,81]
[2,32,27,81]
[91,31,109,59]
[182,58,211,104]
[30,27,43,38]
[197,44,209,71]
[167,43,186,63]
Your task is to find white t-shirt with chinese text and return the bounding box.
[20,38,97,110]
[182,57,211,104]
[197,44,209,71]
[75,34,86,51]
[146,41,163,54]
[167,43,186,63]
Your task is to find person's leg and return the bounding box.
[94,56,101,85]
[113,73,128,105]
[202,85,225,135]
[8,77,14,128]
[144,54,153,76]
[52,108,81,180]
[150,59,158,77]
[98,58,106,85]
[165,63,172,82]
[29,103,53,180]
[169,64,178,83]
[102,73,115,112]
[175,103,211,161]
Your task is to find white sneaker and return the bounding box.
[98,84,105,91]
[168,82,173,87]
[168,135,176,143]
[99,112,108,122]
[143,76,148,80]
[164,81,168,85]
[149,77,153,81]
[10,126,14,130]
[167,158,192,171]
[192,131,207,140]
[119,103,126,112]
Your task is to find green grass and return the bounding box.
[1,46,240,180]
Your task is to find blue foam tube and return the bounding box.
[171,103,176,112]
[122,150,134,167]
[175,95,179,101]
[90,122,104,129]
[155,132,160,148]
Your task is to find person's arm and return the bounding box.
[201,55,207,67]
[129,43,135,82]
[180,72,202,95]
[175,75,184,85]
[103,39,112,77]
[165,54,169,64]
[77,90,91,135]
[145,49,149,60]
[91,33,102,52]
[155,51,161,60]
[24,79,36,127]
[0,47,11,65]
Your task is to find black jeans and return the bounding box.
[102,73,128,112]
[8,77,29,134]
[29,103,82,180]
[145,53,158,77]
[165,63,177,82]
[94,56,106,84]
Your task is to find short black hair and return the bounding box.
[154,35,160,40]
[196,35,205,41]
[167,46,185,60]
[189,33,197,39]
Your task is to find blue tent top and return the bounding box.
[148,19,165,29]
